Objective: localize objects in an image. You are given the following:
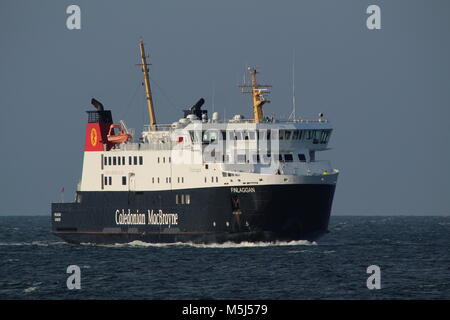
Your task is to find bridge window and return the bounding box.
[298,154,306,162]
[284,154,293,162]
[292,130,299,140]
[320,130,331,144]
[285,131,292,140]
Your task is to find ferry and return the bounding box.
[51,40,339,244]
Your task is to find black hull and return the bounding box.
[51,184,336,244]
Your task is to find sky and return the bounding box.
[0,0,449,215]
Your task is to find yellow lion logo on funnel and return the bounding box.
[90,128,98,146]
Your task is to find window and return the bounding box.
[320,130,331,144]
[285,131,292,140]
[134,156,138,165]
[181,194,185,204]
[152,177,155,183]
[182,177,184,183]
[278,154,283,162]
[215,177,218,183]
[108,157,112,166]
[122,156,125,165]
[104,176,108,185]
[298,154,306,162]
[185,194,190,204]
[157,157,160,163]
[108,177,112,185]
[104,156,107,166]
[177,177,180,183]
[211,177,214,183]
[122,176,126,185]
[157,177,160,183]
[292,130,299,140]
[129,156,132,165]
[118,157,121,165]
[113,157,117,165]
[163,157,165,164]
[313,130,320,144]
[169,157,171,163]
[285,154,293,162]
[237,154,246,163]
[139,156,143,165]
[249,131,256,140]
[279,130,284,140]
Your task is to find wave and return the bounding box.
[96,239,317,248]
[0,241,67,246]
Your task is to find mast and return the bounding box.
[139,39,157,130]
[239,68,271,123]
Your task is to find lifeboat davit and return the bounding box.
[107,124,132,144]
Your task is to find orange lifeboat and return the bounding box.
[107,124,132,144]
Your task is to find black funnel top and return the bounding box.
[183,98,207,119]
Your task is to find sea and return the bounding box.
[0,215,448,300]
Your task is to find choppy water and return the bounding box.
[0,216,449,299]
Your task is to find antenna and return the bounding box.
[293,49,296,120]
[289,49,296,121]
[212,81,215,114]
